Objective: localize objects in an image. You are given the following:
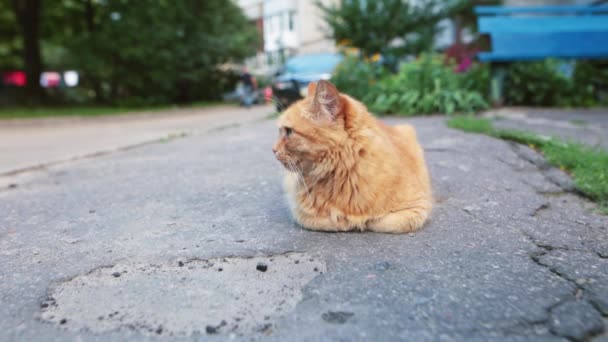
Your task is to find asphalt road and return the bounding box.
[0,107,606,341]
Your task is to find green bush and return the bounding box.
[365,54,489,115]
[504,59,608,107]
[331,55,386,101]
[572,60,608,106]
[461,62,491,100]
[336,54,608,113]
[504,59,572,106]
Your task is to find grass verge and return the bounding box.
[266,112,281,119]
[0,101,220,119]
[447,116,608,213]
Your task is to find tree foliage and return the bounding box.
[2,0,258,105]
[10,0,43,100]
[318,0,462,59]
[0,1,20,70]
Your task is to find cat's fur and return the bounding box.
[272,80,432,233]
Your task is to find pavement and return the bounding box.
[0,105,270,177]
[1,106,607,341]
[483,107,608,149]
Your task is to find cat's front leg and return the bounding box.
[294,211,354,232]
[366,207,430,233]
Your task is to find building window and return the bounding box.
[288,11,295,31]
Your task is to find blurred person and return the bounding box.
[240,67,257,108]
[264,86,273,104]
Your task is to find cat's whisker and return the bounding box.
[288,158,314,207]
[288,159,305,191]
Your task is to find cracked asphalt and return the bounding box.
[1,108,607,341]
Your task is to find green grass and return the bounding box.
[0,102,219,119]
[445,115,494,134]
[266,111,281,119]
[570,119,587,126]
[447,116,608,213]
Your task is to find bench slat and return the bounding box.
[476,5,608,61]
[479,16,608,34]
[479,53,608,62]
[475,5,608,15]
[479,32,608,61]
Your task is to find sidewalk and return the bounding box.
[0,104,272,176]
[483,107,608,149]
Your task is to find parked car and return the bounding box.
[271,53,342,112]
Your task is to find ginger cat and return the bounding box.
[272,80,432,233]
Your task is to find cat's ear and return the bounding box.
[307,82,317,97]
[310,80,342,121]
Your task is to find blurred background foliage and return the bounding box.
[504,60,608,107]
[324,0,608,115]
[333,54,489,115]
[318,0,463,64]
[1,0,257,106]
[365,54,489,115]
[2,0,608,112]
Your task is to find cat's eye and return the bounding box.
[283,127,293,137]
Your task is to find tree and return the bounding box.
[450,0,502,44]
[318,0,462,60]
[10,0,43,101]
[2,0,257,105]
[0,1,21,71]
[62,0,258,104]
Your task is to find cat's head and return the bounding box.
[272,80,356,176]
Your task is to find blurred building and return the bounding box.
[438,0,598,49]
[238,0,603,74]
[505,0,591,4]
[238,0,338,75]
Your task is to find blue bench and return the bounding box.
[475,5,608,103]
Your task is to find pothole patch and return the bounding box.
[40,253,325,336]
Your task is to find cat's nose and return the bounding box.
[272,146,277,154]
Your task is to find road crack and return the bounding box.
[522,233,606,341]
[507,143,582,197]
